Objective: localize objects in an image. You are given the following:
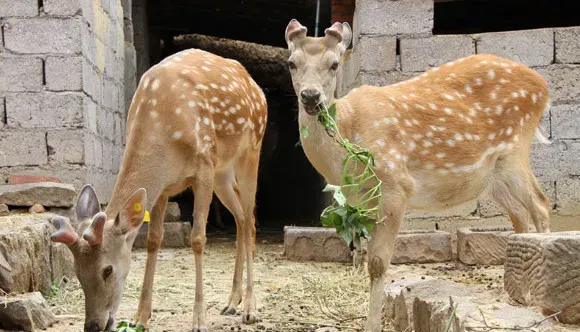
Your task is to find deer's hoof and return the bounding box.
[242,313,259,324]
[220,306,237,315]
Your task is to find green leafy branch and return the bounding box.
[304,104,384,249]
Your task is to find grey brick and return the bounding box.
[114,113,122,144]
[102,77,118,110]
[82,60,103,104]
[551,104,580,139]
[123,18,133,43]
[359,71,418,87]
[0,56,43,92]
[47,130,86,164]
[6,92,84,128]
[45,56,82,91]
[555,27,580,64]
[101,140,113,171]
[556,178,580,216]
[532,140,580,181]
[0,130,47,166]
[355,0,433,36]
[0,0,37,17]
[80,24,104,68]
[401,35,475,72]
[44,0,81,16]
[84,97,98,133]
[121,0,132,20]
[358,35,397,72]
[4,18,81,54]
[536,65,580,104]
[476,29,554,67]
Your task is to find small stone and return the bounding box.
[0,182,75,207]
[0,292,57,331]
[29,204,46,214]
[164,201,181,222]
[0,204,9,216]
[8,174,61,185]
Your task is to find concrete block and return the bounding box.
[358,35,397,72]
[556,178,580,216]
[355,0,433,36]
[83,60,104,104]
[47,130,86,164]
[45,56,83,91]
[101,140,113,171]
[3,18,81,54]
[0,292,57,331]
[0,0,38,17]
[555,27,580,64]
[44,0,81,16]
[551,104,580,139]
[85,97,99,134]
[392,230,452,264]
[359,71,418,87]
[385,278,553,332]
[536,65,580,104]
[284,226,351,262]
[0,182,75,207]
[114,113,123,144]
[504,231,580,323]
[406,201,477,220]
[165,202,181,222]
[476,29,554,67]
[401,35,475,72]
[0,56,43,92]
[0,130,47,167]
[102,77,119,110]
[531,140,580,181]
[6,92,84,128]
[133,222,193,249]
[457,226,513,265]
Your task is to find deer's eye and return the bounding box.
[103,266,113,280]
[330,61,339,71]
[287,60,297,70]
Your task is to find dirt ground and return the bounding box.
[45,234,569,332]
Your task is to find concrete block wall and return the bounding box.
[0,0,136,202]
[339,0,580,219]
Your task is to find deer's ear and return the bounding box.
[285,19,307,47]
[76,185,101,221]
[115,188,147,235]
[325,22,352,54]
[51,216,78,246]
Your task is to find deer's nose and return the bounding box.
[84,321,101,332]
[300,89,321,106]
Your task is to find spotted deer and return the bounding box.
[49,49,268,332]
[285,19,552,331]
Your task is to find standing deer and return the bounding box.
[284,19,551,331]
[49,48,268,332]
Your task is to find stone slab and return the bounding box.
[0,130,48,167]
[354,0,433,36]
[392,230,452,264]
[476,29,554,67]
[0,56,43,92]
[3,17,81,54]
[385,278,552,332]
[284,226,351,263]
[133,222,192,249]
[358,35,397,72]
[555,27,580,64]
[504,231,580,324]
[0,292,56,331]
[400,35,475,72]
[8,174,62,185]
[457,226,514,265]
[0,182,76,207]
[536,65,580,104]
[551,104,580,140]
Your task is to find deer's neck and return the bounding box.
[297,98,354,185]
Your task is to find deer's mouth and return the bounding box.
[302,103,318,116]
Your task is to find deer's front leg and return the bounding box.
[190,168,214,332]
[134,195,168,328]
[366,196,405,332]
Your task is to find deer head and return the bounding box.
[285,19,352,116]
[50,185,147,332]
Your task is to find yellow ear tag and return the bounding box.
[143,210,151,223]
[133,202,143,212]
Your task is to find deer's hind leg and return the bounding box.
[489,155,551,233]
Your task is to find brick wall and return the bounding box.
[332,0,355,25]
[339,0,580,220]
[0,0,137,202]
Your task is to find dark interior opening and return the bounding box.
[135,0,332,235]
[434,0,579,35]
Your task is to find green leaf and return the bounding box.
[322,184,347,206]
[339,228,353,245]
[342,173,355,185]
[300,125,310,139]
[328,103,337,120]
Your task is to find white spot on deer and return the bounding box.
[488,70,495,79]
[514,105,520,111]
[495,105,503,115]
[439,117,446,122]
[443,94,454,100]
[412,133,423,140]
[424,163,435,170]
[532,93,538,103]
[195,84,209,90]
[488,133,496,140]
[474,135,481,141]
[465,85,473,94]
[203,117,211,126]
[201,66,210,72]
[150,99,157,106]
[404,119,412,126]
[428,103,438,110]
[519,89,528,97]
[151,79,160,91]
[353,134,363,143]
[525,113,531,121]
[210,97,219,103]
[237,117,246,124]
[497,142,507,151]
[408,141,417,151]
[488,119,494,125]
[500,78,510,84]
[506,126,513,136]
[513,135,519,142]
[376,139,386,147]
[454,133,464,141]
[446,139,455,147]
[172,131,182,140]
[490,91,497,100]
[435,152,446,159]
[423,140,433,148]
[150,111,158,119]
[443,108,453,115]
